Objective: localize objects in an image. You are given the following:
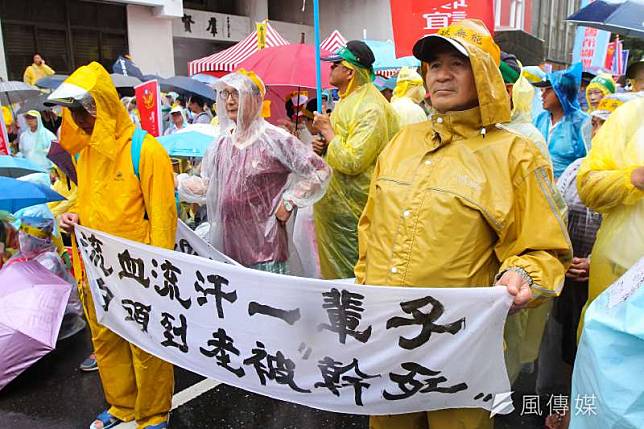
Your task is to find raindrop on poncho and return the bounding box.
[18,111,56,170]
[206,72,331,272]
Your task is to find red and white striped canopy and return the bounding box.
[188,22,290,76]
[376,69,400,78]
[320,30,347,54]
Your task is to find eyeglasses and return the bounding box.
[220,89,239,100]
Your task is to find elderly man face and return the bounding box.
[424,45,478,114]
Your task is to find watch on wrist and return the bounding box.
[283,200,294,212]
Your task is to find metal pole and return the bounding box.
[313,0,322,113]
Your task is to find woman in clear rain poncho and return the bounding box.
[18,110,56,170]
[205,70,331,274]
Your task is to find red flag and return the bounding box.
[389,0,495,57]
[134,80,163,137]
[0,108,9,156]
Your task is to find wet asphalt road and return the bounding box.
[0,328,544,429]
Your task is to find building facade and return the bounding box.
[1,0,582,81]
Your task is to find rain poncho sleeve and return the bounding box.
[577,97,644,309]
[49,171,78,219]
[315,64,400,279]
[139,133,178,249]
[494,160,571,305]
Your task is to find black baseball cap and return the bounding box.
[321,40,376,69]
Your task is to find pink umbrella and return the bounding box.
[235,43,333,93]
[0,260,72,391]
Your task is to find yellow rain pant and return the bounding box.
[370,408,492,429]
[80,279,173,428]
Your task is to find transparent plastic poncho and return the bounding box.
[6,218,82,317]
[205,72,331,269]
[18,112,56,170]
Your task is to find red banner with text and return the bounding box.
[134,80,163,137]
[389,0,494,57]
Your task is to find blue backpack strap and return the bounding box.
[131,128,147,180]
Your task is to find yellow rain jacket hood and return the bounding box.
[60,62,177,248]
[390,67,427,126]
[314,61,400,279]
[577,97,644,333]
[356,36,571,302]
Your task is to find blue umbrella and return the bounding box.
[143,74,163,82]
[160,76,216,102]
[567,0,644,38]
[157,131,214,158]
[0,156,47,178]
[363,40,420,71]
[112,56,145,80]
[191,73,219,85]
[0,177,64,213]
[35,74,69,90]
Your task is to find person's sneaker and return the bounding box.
[80,354,98,372]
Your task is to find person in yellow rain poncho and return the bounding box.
[576,95,644,337]
[312,40,400,279]
[45,62,177,429]
[23,53,55,86]
[48,165,78,220]
[357,20,572,429]
[585,73,615,113]
[390,67,427,126]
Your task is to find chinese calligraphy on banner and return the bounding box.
[134,80,163,137]
[76,224,513,415]
[389,0,494,57]
[571,0,611,71]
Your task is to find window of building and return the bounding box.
[268,0,313,25]
[183,0,237,14]
[0,0,127,80]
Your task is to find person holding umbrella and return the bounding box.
[46,62,176,429]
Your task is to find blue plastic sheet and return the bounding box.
[570,258,644,429]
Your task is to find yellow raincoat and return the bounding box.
[390,67,427,126]
[23,62,55,86]
[358,39,571,429]
[314,62,400,279]
[59,62,176,428]
[48,166,78,219]
[577,97,644,335]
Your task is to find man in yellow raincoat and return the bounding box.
[577,96,643,336]
[356,20,572,429]
[312,40,400,279]
[46,62,177,429]
[390,67,427,126]
[23,53,55,86]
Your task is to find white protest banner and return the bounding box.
[76,225,513,416]
[174,220,240,265]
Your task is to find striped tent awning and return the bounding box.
[376,69,400,78]
[188,22,290,76]
[320,30,347,54]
